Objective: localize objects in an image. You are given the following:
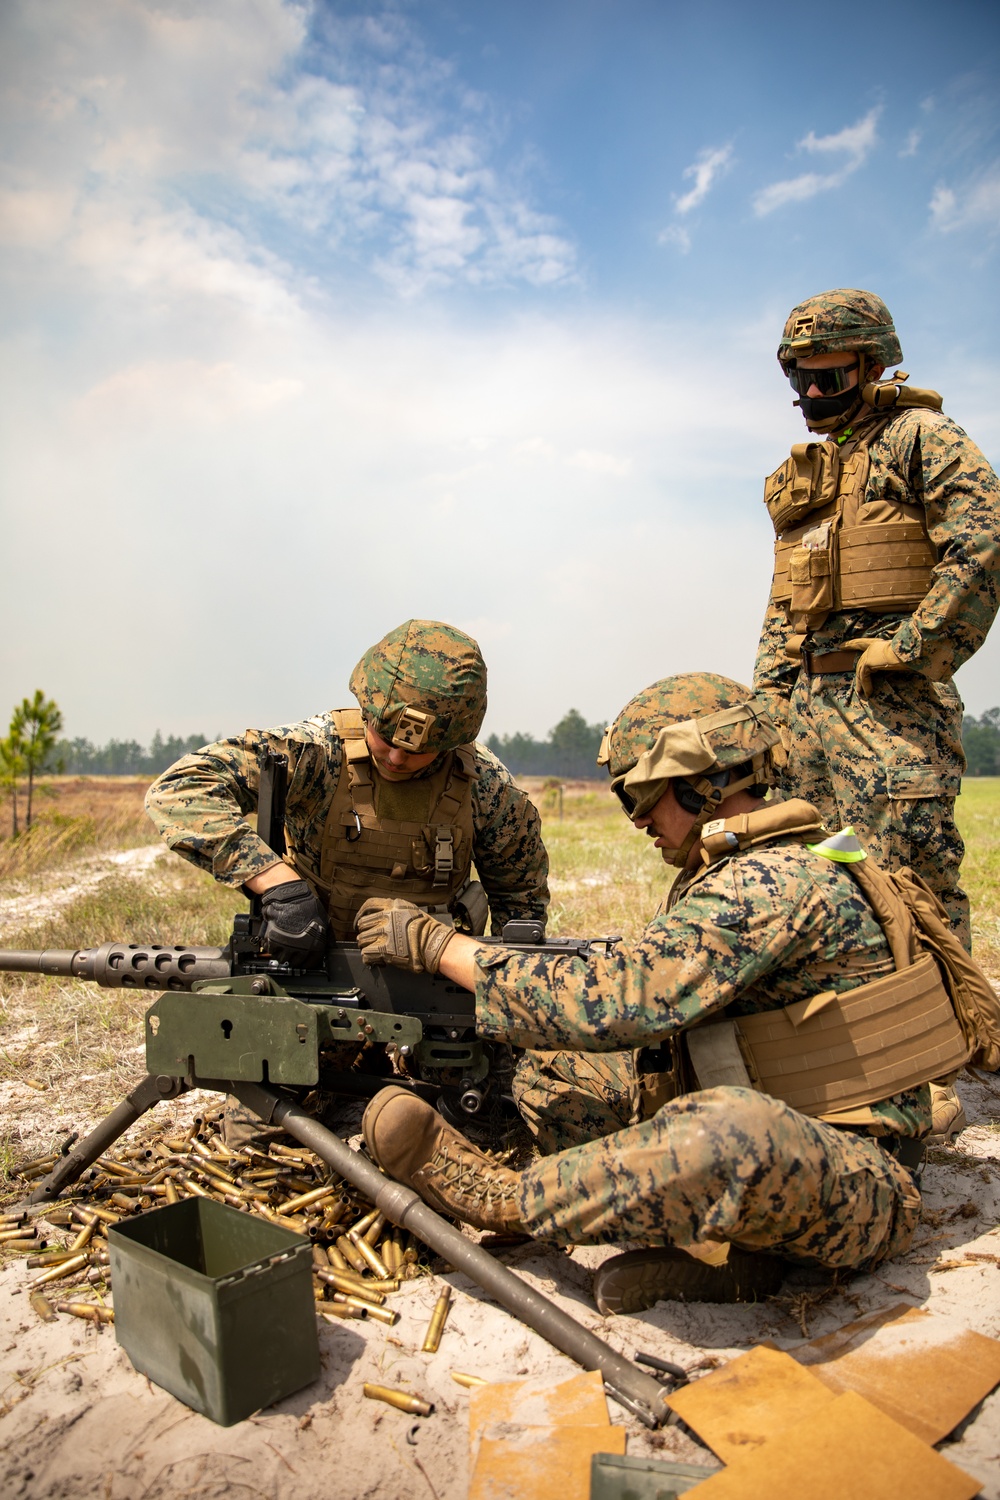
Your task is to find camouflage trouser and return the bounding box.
[514,1070,921,1272]
[775,667,969,947]
[514,1049,643,1154]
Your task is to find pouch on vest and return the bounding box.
[763,441,837,534]
[850,860,1000,1073]
[787,520,834,616]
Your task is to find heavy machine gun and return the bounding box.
[0,756,670,1427]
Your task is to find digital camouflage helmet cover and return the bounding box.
[350,619,487,754]
[598,673,781,865]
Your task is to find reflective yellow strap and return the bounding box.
[807,826,867,864]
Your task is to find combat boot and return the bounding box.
[926,1082,968,1146]
[362,1086,526,1234]
[592,1246,786,1315]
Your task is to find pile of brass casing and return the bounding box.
[7,1105,435,1339]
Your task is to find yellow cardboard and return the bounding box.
[468,1423,626,1500]
[667,1344,836,1462]
[468,1368,611,1444]
[682,1390,980,1500]
[796,1302,1000,1445]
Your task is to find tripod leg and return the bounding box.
[28,1073,189,1203]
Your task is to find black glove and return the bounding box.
[260,880,329,966]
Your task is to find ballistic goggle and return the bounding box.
[786,360,859,397]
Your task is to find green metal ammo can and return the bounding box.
[108,1197,320,1425]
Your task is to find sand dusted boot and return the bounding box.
[926,1082,968,1145]
[592,1245,786,1314]
[362,1086,526,1233]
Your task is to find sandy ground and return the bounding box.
[0,1068,998,1500]
[0,844,166,933]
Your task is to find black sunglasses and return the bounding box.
[786,360,859,396]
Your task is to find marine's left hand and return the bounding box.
[844,637,908,697]
[355,897,457,974]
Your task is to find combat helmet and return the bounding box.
[777,288,903,433]
[598,674,780,867]
[350,619,487,755]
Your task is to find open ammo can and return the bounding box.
[109,1197,320,1426]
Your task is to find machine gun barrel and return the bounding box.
[0,943,232,990]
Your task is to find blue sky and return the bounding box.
[1,0,998,746]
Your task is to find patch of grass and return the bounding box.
[0,777,155,880]
[958,778,1000,977]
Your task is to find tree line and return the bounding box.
[1,692,999,839]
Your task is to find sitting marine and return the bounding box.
[353,673,990,1311]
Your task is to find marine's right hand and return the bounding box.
[260,879,329,966]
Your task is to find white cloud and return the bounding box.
[753,107,880,216]
[658,143,732,252]
[675,144,733,215]
[657,223,691,254]
[929,165,1000,234]
[0,0,577,298]
[899,128,921,159]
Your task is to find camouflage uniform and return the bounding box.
[145,724,548,934]
[480,832,927,1269]
[145,619,549,935]
[754,290,1000,949]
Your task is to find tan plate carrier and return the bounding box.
[318,709,482,939]
[681,801,970,1120]
[764,386,943,658]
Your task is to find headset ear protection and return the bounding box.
[673,769,730,815]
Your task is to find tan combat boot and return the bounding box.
[362,1086,526,1234]
[926,1082,968,1146]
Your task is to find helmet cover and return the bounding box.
[350,620,487,754]
[777,288,903,370]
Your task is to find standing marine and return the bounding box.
[753,288,1000,956]
[351,675,996,1312]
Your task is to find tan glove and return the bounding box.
[355,897,456,974]
[843,637,908,697]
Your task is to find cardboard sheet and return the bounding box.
[468,1368,611,1444]
[681,1390,980,1500]
[795,1302,1000,1445]
[666,1345,836,1463]
[468,1424,626,1500]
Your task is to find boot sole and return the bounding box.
[593,1247,787,1314]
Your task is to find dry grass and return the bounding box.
[0,777,155,881]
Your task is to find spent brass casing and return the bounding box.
[109,1193,138,1214]
[363,1383,433,1417]
[327,1243,350,1272]
[0,1211,28,1225]
[16,1156,56,1178]
[56,1301,114,1322]
[0,1228,40,1244]
[332,1294,399,1326]
[280,1183,337,1215]
[317,1270,385,1304]
[363,1212,386,1246]
[348,1232,390,1280]
[336,1235,369,1275]
[351,1207,380,1238]
[28,1253,89,1288]
[421,1286,453,1354]
[29,1292,57,1322]
[28,1249,78,1268]
[175,1175,213,1200]
[321,1304,367,1321]
[163,1178,179,1205]
[451,1371,488,1389]
[69,1220,96,1254]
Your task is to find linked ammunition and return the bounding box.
[363,1383,434,1417]
[422,1285,453,1354]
